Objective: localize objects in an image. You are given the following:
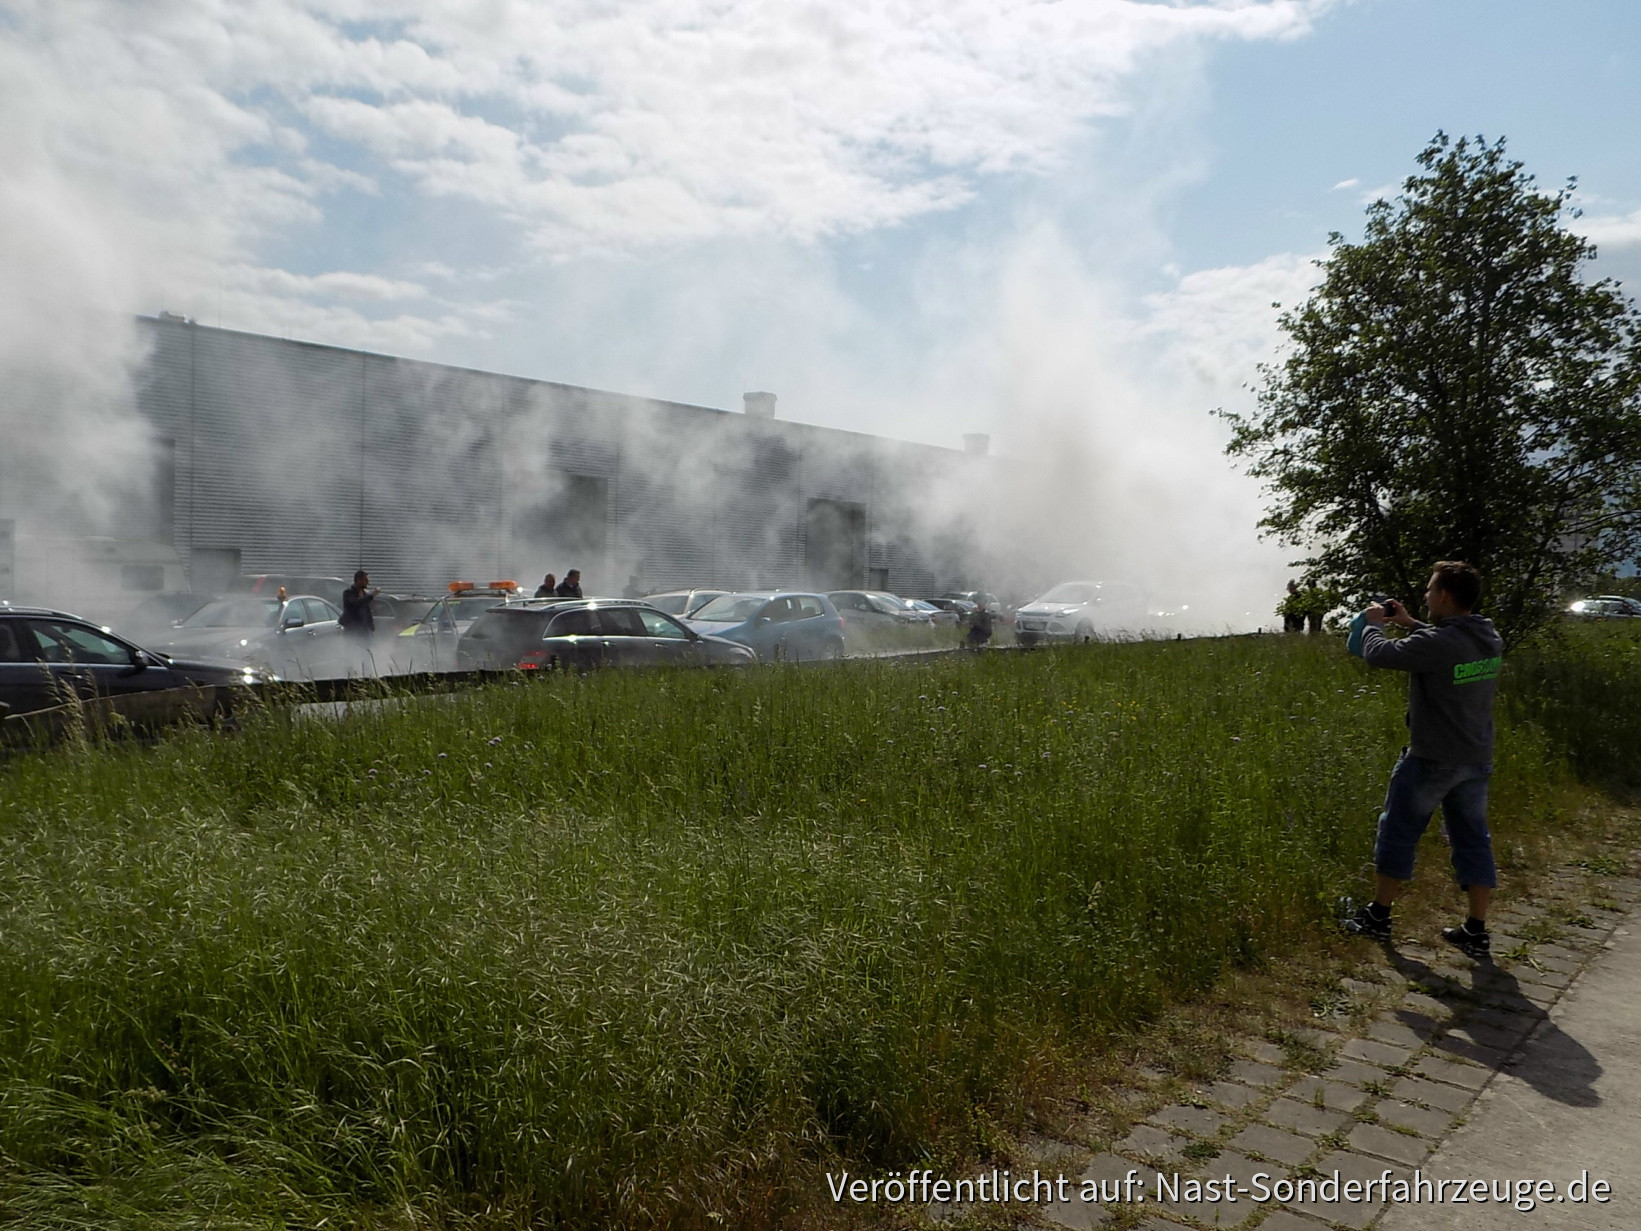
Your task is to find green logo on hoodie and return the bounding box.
[1454,656,1502,684]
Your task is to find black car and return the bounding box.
[1,606,268,742]
[455,599,757,672]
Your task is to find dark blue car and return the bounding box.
[685,592,846,662]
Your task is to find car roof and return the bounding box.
[0,605,86,619]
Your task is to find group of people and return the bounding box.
[533,569,583,599]
[332,566,588,640]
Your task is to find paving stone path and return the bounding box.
[1007,858,1641,1231]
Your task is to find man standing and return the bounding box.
[1342,561,1504,958]
[534,573,557,599]
[555,569,583,598]
[339,570,379,637]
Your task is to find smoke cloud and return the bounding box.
[1,0,1337,633]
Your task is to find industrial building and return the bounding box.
[115,314,999,599]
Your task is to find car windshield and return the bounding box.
[447,595,511,620]
[692,594,769,622]
[646,593,687,614]
[1038,583,1101,605]
[180,597,281,628]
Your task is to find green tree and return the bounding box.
[1222,134,1641,645]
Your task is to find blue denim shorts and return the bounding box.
[1374,748,1497,888]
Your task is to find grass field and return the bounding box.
[0,628,1634,1229]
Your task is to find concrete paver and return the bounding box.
[1026,864,1640,1231]
[1376,921,1641,1230]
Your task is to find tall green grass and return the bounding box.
[1504,623,1641,792]
[0,636,1593,1228]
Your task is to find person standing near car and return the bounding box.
[1341,561,1504,959]
[966,596,994,649]
[534,573,557,598]
[555,569,583,598]
[339,570,379,637]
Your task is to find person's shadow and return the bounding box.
[1381,943,1602,1108]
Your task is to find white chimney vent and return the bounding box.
[743,391,777,418]
[963,433,990,456]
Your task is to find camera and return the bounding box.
[1371,593,1400,616]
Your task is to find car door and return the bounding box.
[751,597,796,659]
[591,607,661,668]
[542,607,604,670]
[24,617,191,730]
[0,618,53,732]
[633,607,703,666]
[790,596,832,658]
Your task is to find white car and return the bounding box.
[1013,581,1149,645]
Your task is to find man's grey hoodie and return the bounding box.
[1355,615,1504,765]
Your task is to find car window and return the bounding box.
[636,609,691,639]
[646,594,686,615]
[0,621,31,662]
[182,597,281,628]
[597,608,648,637]
[796,596,826,619]
[27,620,131,665]
[761,597,795,624]
[693,594,768,622]
[548,609,599,637]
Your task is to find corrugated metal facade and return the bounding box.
[134,316,991,597]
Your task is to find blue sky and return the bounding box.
[5,0,1638,610]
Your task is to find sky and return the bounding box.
[3,0,1640,614]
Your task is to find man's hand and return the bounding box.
[1364,602,1389,627]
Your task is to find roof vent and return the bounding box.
[963,433,990,456]
[743,391,777,418]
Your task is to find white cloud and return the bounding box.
[1579,207,1641,251]
[1330,177,1358,190]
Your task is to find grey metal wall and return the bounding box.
[133,316,991,597]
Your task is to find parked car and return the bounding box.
[828,590,925,634]
[1013,580,1150,646]
[940,589,1003,613]
[1566,595,1641,619]
[685,592,847,662]
[642,589,729,618]
[1,605,268,742]
[924,596,977,618]
[144,593,349,678]
[456,599,756,671]
[394,581,529,671]
[907,598,960,627]
[112,591,213,644]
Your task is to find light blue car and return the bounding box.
[685,592,847,662]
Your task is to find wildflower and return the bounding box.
[488,735,503,745]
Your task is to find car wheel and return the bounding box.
[825,637,845,661]
[1076,620,1095,644]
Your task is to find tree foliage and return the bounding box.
[1222,134,1641,645]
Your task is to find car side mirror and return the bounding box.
[755,615,772,627]
[281,617,304,631]
[122,650,150,676]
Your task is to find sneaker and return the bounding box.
[1441,923,1491,960]
[1342,904,1392,941]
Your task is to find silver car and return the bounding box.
[1013,581,1149,645]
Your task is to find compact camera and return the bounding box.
[1370,593,1400,616]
